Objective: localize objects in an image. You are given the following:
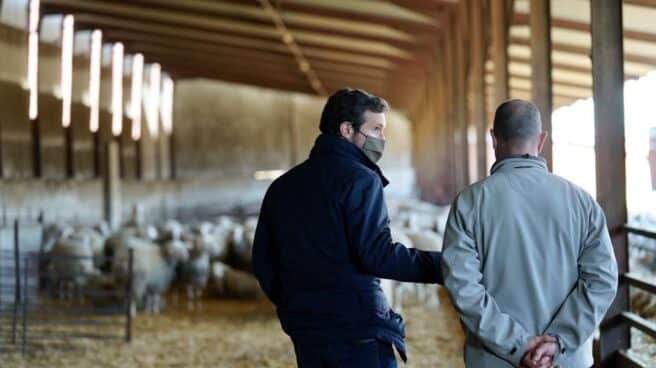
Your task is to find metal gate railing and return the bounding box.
[0,219,134,356]
[614,225,656,367]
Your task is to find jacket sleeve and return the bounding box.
[343,172,442,284]
[544,200,618,359]
[252,185,282,305]
[441,191,533,367]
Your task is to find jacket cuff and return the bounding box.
[433,252,444,284]
[547,333,565,360]
[507,335,532,367]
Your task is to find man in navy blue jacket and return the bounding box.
[252,88,443,368]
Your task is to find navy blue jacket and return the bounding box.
[252,133,443,361]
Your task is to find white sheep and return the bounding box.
[209,261,264,299]
[48,232,99,299]
[381,227,416,312]
[231,221,256,268]
[111,234,189,314]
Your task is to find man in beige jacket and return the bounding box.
[441,100,618,368]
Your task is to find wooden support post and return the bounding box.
[443,28,457,202]
[63,125,74,178]
[155,133,162,180]
[591,1,630,366]
[30,117,41,178]
[0,116,4,178]
[92,130,100,178]
[530,0,553,170]
[103,140,121,231]
[491,0,510,106]
[169,131,176,180]
[135,139,142,179]
[158,132,169,179]
[455,10,470,190]
[470,0,488,180]
[114,134,124,179]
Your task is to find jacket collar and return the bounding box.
[490,154,548,175]
[310,133,389,187]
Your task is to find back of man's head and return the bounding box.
[319,88,389,135]
[493,99,542,143]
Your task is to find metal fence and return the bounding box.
[614,225,656,368]
[0,219,133,355]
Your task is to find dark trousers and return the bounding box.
[293,339,397,368]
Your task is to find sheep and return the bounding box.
[403,229,443,308]
[390,199,450,234]
[47,232,99,300]
[382,228,443,312]
[73,226,107,268]
[208,261,264,299]
[110,234,189,314]
[41,223,74,254]
[158,220,185,242]
[177,227,212,308]
[191,221,231,261]
[381,227,416,312]
[231,218,257,268]
[403,229,443,252]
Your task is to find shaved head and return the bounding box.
[493,99,542,143]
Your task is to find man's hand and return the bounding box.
[521,336,557,368]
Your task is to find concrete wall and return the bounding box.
[174,79,416,198]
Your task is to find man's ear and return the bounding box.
[537,131,548,153]
[339,121,353,139]
[490,129,498,150]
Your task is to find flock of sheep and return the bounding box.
[39,198,656,322]
[37,199,452,315]
[40,210,263,314]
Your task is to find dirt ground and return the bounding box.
[2,295,465,368]
[3,294,654,367]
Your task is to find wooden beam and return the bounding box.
[166,65,313,94]
[125,0,427,49]
[140,49,388,94]
[258,0,325,95]
[620,312,656,340]
[491,0,510,105]
[530,0,553,169]
[222,0,443,33]
[71,14,431,72]
[616,350,647,368]
[624,0,656,7]
[591,1,630,366]
[515,12,656,45]
[511,36,656,67]
[385,0,456,13]
[506,86,586,102]
[103,32,405,81]
[509,54,645,80]
[101,29,399,71]
[42,1,427,64]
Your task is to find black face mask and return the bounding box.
[356,129,385,163]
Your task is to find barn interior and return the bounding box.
[0,0,655,367]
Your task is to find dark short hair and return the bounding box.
[319,88,389,135]
[493,99,542,142]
